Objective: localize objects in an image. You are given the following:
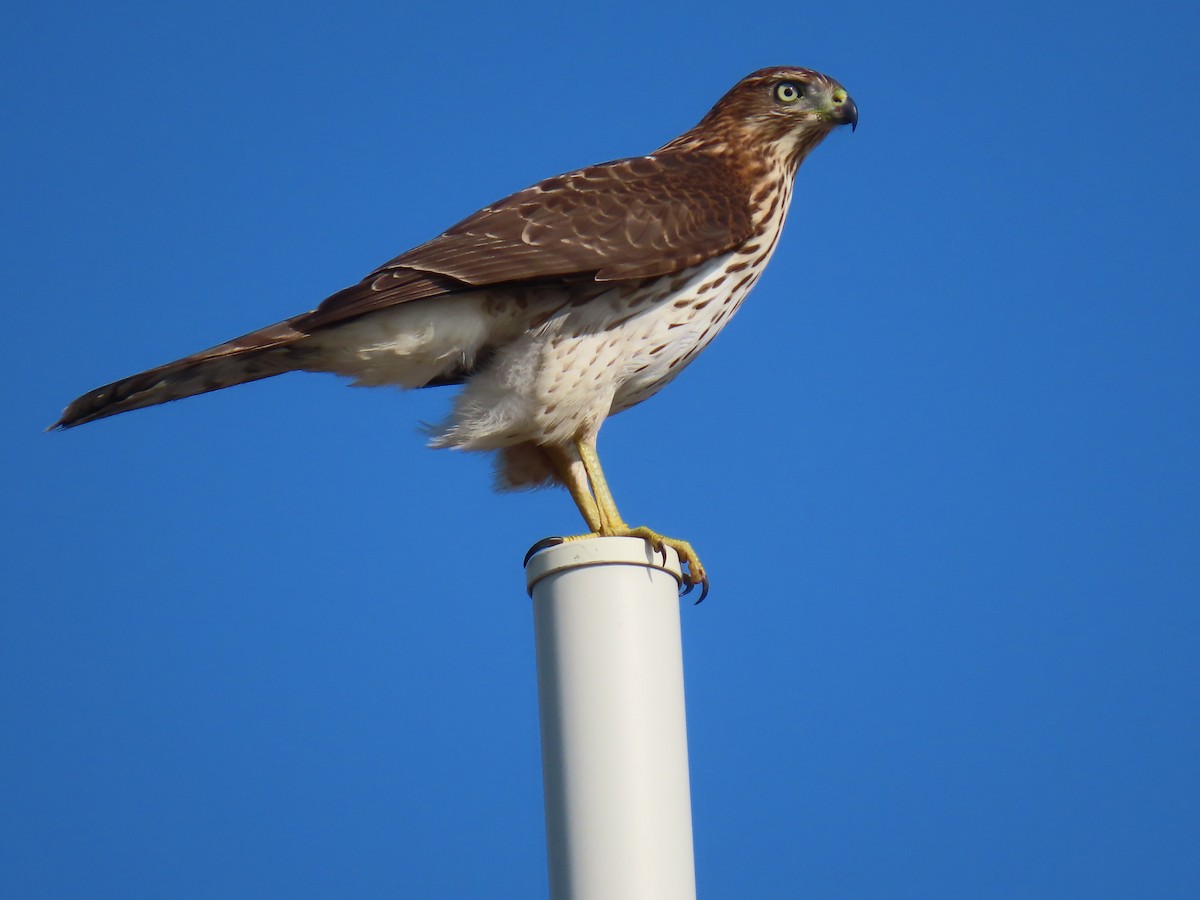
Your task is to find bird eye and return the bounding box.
[774,81,801,103]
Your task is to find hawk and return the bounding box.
[52,66,857,598]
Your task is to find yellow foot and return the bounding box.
[560,526,709,602]
[627,526,709,602]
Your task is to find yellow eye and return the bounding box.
[775,81,801,103]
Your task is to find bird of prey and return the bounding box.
[52,66,857,598]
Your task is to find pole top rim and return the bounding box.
[524,536,683,596]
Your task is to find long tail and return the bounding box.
[50,318,313,430]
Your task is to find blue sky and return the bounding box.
[3,1,1198,897]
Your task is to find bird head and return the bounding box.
[667,67,857,164]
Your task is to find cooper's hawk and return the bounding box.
[52,66,857,598]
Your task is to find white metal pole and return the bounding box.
[525,536,696,900]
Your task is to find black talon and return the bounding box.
[679,580,696,598]
[524,536,564,567]
[693,580,710,605]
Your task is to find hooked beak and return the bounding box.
[829,86,858,131]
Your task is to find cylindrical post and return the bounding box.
[525,536,696,900]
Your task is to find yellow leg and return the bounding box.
[547,447,601,533]
[570,436,709,600]
[575,439,627,533]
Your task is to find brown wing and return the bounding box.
[296,151,752,331]
[51,151,751,429]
